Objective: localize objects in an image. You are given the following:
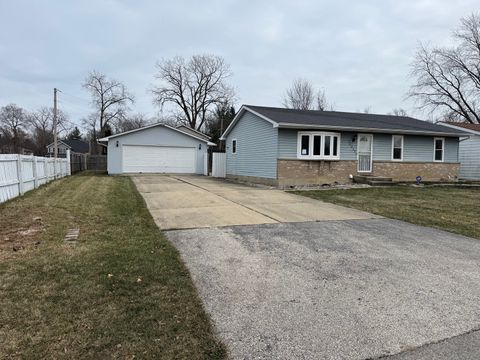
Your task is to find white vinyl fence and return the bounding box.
[211,152,226,178]
[0,150,71,204]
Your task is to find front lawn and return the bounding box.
[293,186,480,239]
[0,173,226,359]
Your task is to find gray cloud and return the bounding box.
[0,0,478,126]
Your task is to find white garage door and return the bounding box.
[122,145,196,173]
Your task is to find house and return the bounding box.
[220,105,469,186]
[440,122,480,180]
[99,123,215,175]
[47,139,90,157]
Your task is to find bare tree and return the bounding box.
[115,113,150,133]
[388,108,409,117]
[152,54,234,131]
[83,71,134,137]
[0,104,29,153]
[283,78,333,111]
[283,78,315,110]
[316,89,335,111]
[408,14,480,124]
[28,107,70,155]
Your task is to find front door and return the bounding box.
[357,134,373,173]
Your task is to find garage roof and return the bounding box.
[99,123,216,145]
[221,105,470,138]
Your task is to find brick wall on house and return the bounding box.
[371,161,459,182]
[277,159,460,186]
[277,160,357,186]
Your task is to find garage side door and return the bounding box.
[122,145,196,173]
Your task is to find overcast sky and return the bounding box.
[0,0,478,128]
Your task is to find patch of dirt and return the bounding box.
[0,216,45,253]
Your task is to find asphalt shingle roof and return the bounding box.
[63,139,89,153]
[246,105,467,136]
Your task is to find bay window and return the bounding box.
[297,132,341,160]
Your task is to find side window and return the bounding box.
[392,135,403,161]
[232,139,237,154]
[434,138,444,162]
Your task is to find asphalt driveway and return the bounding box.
[132,175,378,229]
[133,175,480,359]
[168,219,480,359]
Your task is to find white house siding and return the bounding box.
[277,129,459,163]
[225,111,278,179]
[107,125,208,175]
[459,135,480,179]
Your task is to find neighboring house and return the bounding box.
[46,139,90,157]
[99,123,215,175]
[220,105,468,186]
[440,122,480,180]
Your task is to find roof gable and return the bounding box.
[99,123,215,145]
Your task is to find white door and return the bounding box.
[122,145,196,173]
[357,134,373,172]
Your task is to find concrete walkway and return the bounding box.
[132,175,379,230]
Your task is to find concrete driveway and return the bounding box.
[133,175,480,359]
[132,175,379,230]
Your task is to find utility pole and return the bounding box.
[53,88,58,176]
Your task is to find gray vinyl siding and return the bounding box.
[225,112,278,179]
[277,129,459,163]
[459,135,480,179]
[107,125,208,174]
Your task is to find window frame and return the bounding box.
[391,135,404,161]
[433,137,445,162]
[231,138,237,154]
[297,131,341,160]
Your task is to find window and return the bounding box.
[313,135,321,156]
[301,135,309,155]
[297,132,341,160]
[392,135,403,161]
[434,137,444,162]
[232,139,237,154]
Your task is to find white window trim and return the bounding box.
[433,137,445,162]
[297,131,341,160]
[232,138,237,154]
[391,135,404,161]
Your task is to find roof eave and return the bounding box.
[276,122,467,137]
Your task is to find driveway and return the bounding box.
[133,175,480,359]
[132,175,379,230]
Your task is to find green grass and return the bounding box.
[292,186,480,239]
[0,173,226,359]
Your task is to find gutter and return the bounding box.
[276,123,469,137]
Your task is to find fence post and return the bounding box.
[33,156,38,189]
[66,149,71,176]
[16,154,24,195]
[44,158,47,182]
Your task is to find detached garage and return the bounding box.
[100,124,215,175]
